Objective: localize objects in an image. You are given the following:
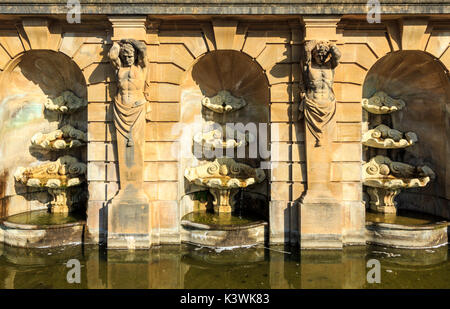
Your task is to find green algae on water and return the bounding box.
[5,210,84,226]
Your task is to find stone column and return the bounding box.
[297,17,344,249]
[107,16,151,249]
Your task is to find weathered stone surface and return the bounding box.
[299,201,343,249]
[181,211,267,248]
[0,1,449,15]
[366,218,448,249]
[1,211,85,248]
[0,11,448,250]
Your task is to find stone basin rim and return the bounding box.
[365,240,449,250]
[1,212,86,230]
[366,220,449,231]
[181,219,268,231]
[1,219,86,230]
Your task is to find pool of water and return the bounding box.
[181,211,262,227]
[366,209,446,225]
[4,210,85,226]
[0,243,449,289]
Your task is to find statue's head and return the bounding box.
[119,43,136,67]
[312,41,331,64]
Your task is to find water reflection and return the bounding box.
[0,243,448,289]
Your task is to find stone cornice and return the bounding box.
[0,1,449,15]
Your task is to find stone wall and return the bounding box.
[0,13,448,246]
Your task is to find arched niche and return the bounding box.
[362,50,450,218]
[0,50,87,216]
[179,50,270,217]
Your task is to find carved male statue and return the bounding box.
[108,39,149,149]
[299,40,341,146]
[107,39,151,248]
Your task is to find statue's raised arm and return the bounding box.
[108,42,122,70]
[329,43,341,69]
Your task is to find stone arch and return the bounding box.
[362,50,450,218]
[146,24,297,245]
[0,49,88,217]
[0,19,108,102]
[178,48,271,218]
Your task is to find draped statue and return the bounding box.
[107,38,151,249]
[108,39,150,194]
[299,40,341,146]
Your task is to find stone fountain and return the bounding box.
[192,121,255,157]
[201,90,247,113]
[30,125,87,152]
[362,92,447,249]
[181,90,267,248]
[0,90,88,248]
[363,155,435,214]
[362,91,434,214]
[13,90,87,214]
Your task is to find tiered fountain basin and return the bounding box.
[366,210,448,249]
[14,155,87,213]
[0,210,85,248]
[193,125,255,155]
[363,156,435,214]
[201,90,247,113]
[361,91,405,114]
[181,211,267,248]
[362,124,417,149]
[185,157,265,213]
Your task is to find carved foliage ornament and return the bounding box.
[193,124,255,150]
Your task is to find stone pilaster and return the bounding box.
[298,16,344,249]
[107,16,151,249]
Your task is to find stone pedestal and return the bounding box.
[210,188,238,213]
[299,125,343,249]
[299,200,343,249]
[366,187,399,214]
[108,184,150,249]
[299,128,343,248]
[48,188,70,213]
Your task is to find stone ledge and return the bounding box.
[0,1,449,14]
